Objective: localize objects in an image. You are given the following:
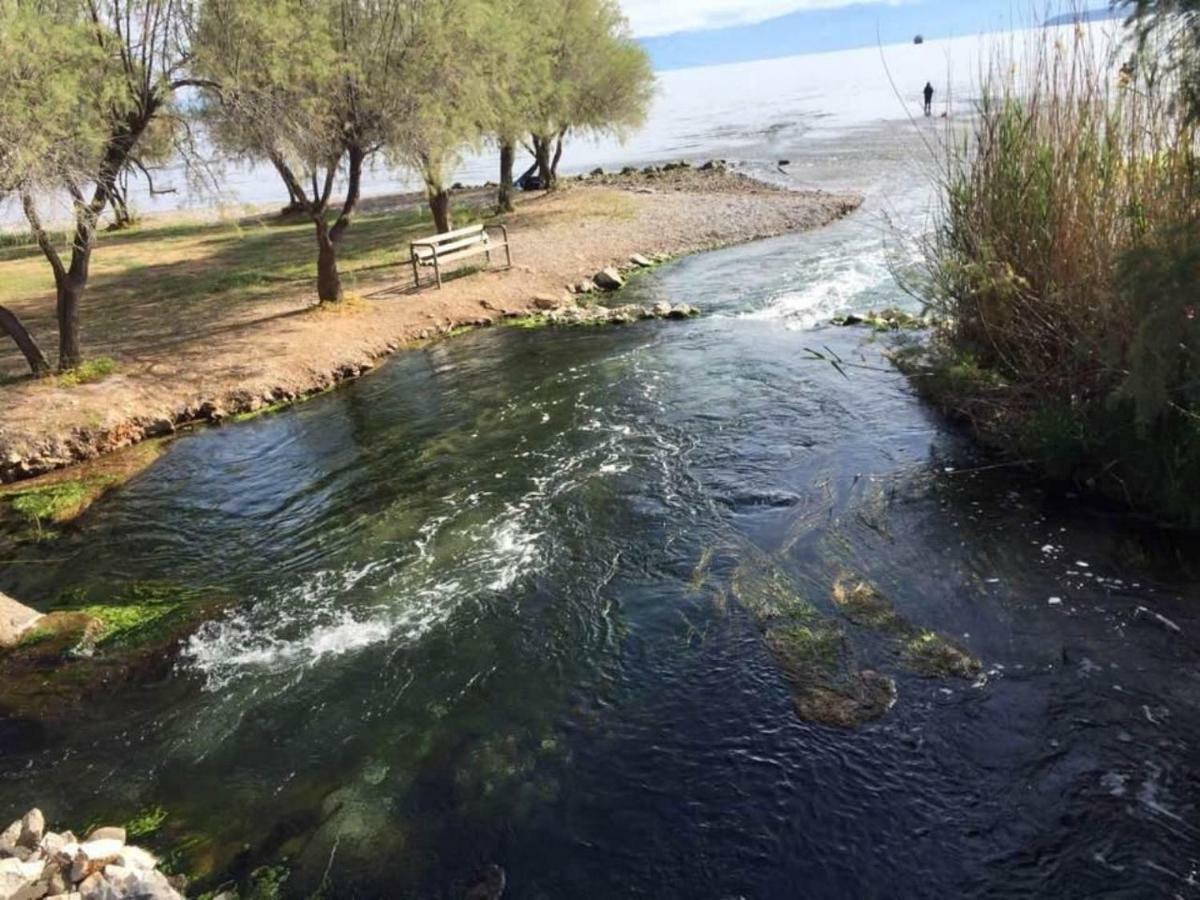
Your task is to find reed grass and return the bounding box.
[908,20,1200,523]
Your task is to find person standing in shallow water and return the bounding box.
[923,82,934,117]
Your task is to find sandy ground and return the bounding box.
[0,169,860,482]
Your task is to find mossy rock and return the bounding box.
[0,580,233,722]
[765,620,844,673]
[831,576,905,631]
[791,670,897,729]
[730,560,815,622]
[731,556,893,728]
[901,630,981,679]
[830,572,981,680]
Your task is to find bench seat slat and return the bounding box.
[416,244,495,266]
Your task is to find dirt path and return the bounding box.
[0,170,861,482]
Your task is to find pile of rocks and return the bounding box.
[530,300,699,327]
[0,809,184,900]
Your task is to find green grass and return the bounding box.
[0,200,489,377]
[56,357,117,387]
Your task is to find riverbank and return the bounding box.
[0,168,860,484]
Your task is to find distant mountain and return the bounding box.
[639,0,1118,71]
[1044,7,1123,27]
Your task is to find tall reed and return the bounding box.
[911,20,1200,522]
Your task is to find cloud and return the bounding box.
[622,0,906,38]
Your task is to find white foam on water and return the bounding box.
[742,257,892,329]
[487,516,542,592]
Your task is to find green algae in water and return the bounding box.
[831,576,905,631]
[902,630,981,679]
[765,621,844,671]
[831,573,981,680]
[51,581,206,650]
[125,805,169,839]
[9,481,93,523]
[229,399,293,424]
[689,546,715,591]
[729,555,896,728]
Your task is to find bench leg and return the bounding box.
[411,252,420,289]
[434,254,442,290]
[505,243,513,270]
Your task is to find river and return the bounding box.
[3,25,1200,900]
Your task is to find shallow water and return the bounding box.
[3,164,1200,896]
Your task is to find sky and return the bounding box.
[622,0,908,38]
[627,0,1120,69]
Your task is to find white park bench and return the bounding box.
[409,223,512,290]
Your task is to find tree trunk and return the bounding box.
[498,141,515,213]
[0,306,51,376]
[550,133,565,183]
[109,182,135,230]
[314,221,342,303]
[21,190,93,371]
[534,135,555,191]
[273,157,306,216]
[56,278,85,370]
[429,188,451,234]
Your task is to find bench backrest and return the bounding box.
[411,223,488,261]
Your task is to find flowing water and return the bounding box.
[4,25,1200,900]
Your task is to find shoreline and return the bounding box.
[0,168,861,486]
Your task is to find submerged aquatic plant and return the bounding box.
[831,572,981,679]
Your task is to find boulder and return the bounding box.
[0,857,46,900]
[629,254,654,268]
[38,833,69,859]
[667,304,700,319]
[574,279,596,295]
[82,828,123,846]
[651,302,672,318]
[1,819,22,857]
[69,840,124,883]
[114,847,155,872]
[593,268,624,291]
[18,810,44,851]
[0,593,43,650]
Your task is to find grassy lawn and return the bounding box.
[0,197,487,375]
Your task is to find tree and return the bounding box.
[0,0,201,372]
[523,0,653,191]
[388,0,491,233]
[480,0,552,211]
[195,0,427,301]
[0,2,106,374]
